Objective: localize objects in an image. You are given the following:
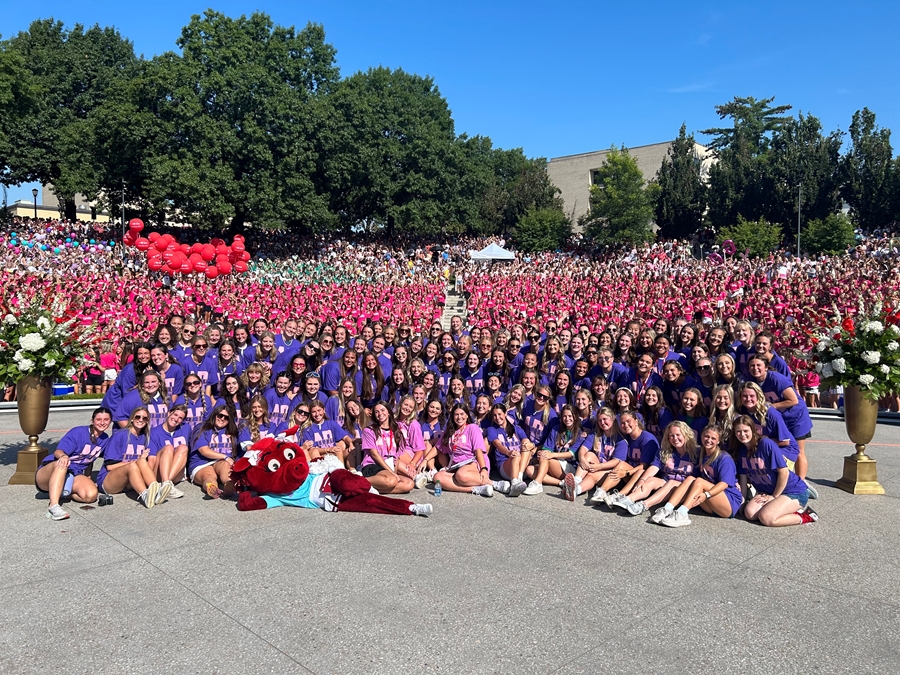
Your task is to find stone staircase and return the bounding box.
[440,283,467,331]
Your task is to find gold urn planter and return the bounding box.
[8,375,52,485]
[835,385,885,495]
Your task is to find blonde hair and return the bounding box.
[708,384,735,443]
[660,420,699,465]
[739,381,769,420]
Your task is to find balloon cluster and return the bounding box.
[122,219,250,278]
[0,230,115,255]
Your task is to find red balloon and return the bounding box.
[148,258,163,271]
[179,260,193,274]
[180,243,191,255]
[210,238,224,247]
[128,218,144,232]
[148,232,160,243]
[161,263,174,274]
[217,260,233,275]
[123,234,136,247]
[189,252,203,263]
[204,266,219,279]
[193,260,207,273]
[240,250,251,261]
[216,243,229,255]
[234,260,248,273]
[191,242,204,254]
[135,237,150,251]
[233,234,244,242]
[201,245,216,261]
[147,249,162,259]
[232,242,245,254]
[227,251,237,263]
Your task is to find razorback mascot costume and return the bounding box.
[231,438,432,516]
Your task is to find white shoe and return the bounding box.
[141,482,159,509]
[603,489,619,508]
[472,484,493,497]
[509,479,528,497]
[650,507,672,524]
[414,473,428,490]
[662,510,692,528]
[589,487,608,505]
[522,480,544,496]
[168,484,185,499]
[492,480,511,494]
[156,481,173,505]
[411,503,433,517]
[562,474,576,501]
[46,504,69,521]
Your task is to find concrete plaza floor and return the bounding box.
[0,409,898,674]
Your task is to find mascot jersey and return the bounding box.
[262,472,326,510]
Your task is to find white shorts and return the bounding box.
[189,460,217,481]
[557,459,576,475]
[104,369,118,381]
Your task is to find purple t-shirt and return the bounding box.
[156,362,185,398]
[42,426,110,475]
[150,424,189,453]
[744,407,799,462]
[114,390,168,428]
[188,428,236,474]
[522,401,558,447]
[173,393,213,431]
[625,431,660,468]
[486,423,527,462]
[179,354,220,387]
[580,433,628,463]
[98,430,150,487]
[301,420,350,450]
[264,388,293,426]
[699,452,743,516]
[758,372,813,438]
[238,421,279,447]
[738,437,807,495]
[652,448,696,482]
[419,418,442,445]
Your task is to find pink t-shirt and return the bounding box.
[445,424,486,466]
[360,427,402,468]
[100,353,119,371]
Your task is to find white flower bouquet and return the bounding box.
[0,296,96,383]
[813,303,900,400]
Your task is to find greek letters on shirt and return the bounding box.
[123,439,149,462]
[209,430,234,458]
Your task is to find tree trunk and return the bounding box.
[62,198,77,223]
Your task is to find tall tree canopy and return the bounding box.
[654,123,707,239]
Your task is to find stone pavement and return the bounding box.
[0,410,898,674]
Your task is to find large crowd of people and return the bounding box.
[4,215,898,526]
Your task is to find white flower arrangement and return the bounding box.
[813,303,900,399]
[0,298,95,384]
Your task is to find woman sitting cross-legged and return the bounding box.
[189,404,240,499]
[97,407,162,508]
[432,404,500,497]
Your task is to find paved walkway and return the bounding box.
[0,411,897,674]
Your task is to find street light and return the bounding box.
[31,188,38,220]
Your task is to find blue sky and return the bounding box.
[4,0,899,204]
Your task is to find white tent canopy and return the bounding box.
[469,242,515,260]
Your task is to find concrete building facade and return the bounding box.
[547,141,712,227]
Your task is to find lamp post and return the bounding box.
[797,182,802,258]
[31,188,38,220]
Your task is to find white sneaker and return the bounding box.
[492,480,511,494]
[604,489,620,508]
[562,474,576,501]
[414,473,428,490]
[509,479,528,497]
[411,503,433,517]
[626,500,647,516]
[589,487,608,504]
[472,484,493,497]
[662,510,692,528]
[156,481,173,505]
[168,484,185,499]
[523,480,544,496]
[46,504,69,521]
[650,507,672,524]
[613,495,634,511]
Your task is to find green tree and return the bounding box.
[478,149,561,235]
[701,95,793,154]
[579,146,658,244]
[718,215,783,258]
[140,11,339,229]
[841,108,894,229]
[511,206,570,252]
[654,123,707,239]
[0,20,136,220]
[802,213,855,255]
[764,113,843,240]
[317,66,463,235]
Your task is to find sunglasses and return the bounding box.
[535,393,550,400]
[194,344,208,349]
[133,415,149,421]
[187,381,202,386]
[182,329,195,335]
[215,413,230,420]
[295,410,310,416]
[305,372,320,379]
[697,365,713,371]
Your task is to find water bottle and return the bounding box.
[434,480,442,496]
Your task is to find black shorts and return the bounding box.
[361,464,384,478]
[85,373,104,386]
[795,431,812,441]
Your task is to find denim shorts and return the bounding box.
[783,491,809,509]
